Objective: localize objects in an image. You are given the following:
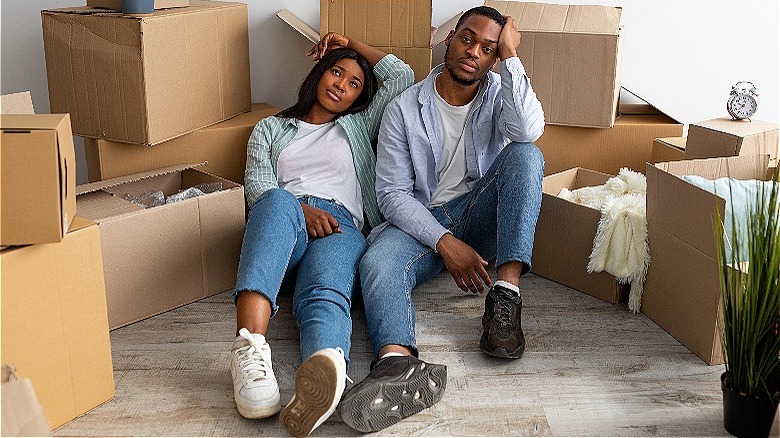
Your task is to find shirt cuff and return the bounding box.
[372,54,402,81]
[500,56,527,77]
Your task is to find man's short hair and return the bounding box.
[454,6,507,32]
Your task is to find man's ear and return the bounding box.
[444,30,454,47]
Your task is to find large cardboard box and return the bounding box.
[1,217,114,429]
[686,118,779,161]
[486,1,624,128]
[42,1,251,146]
[84,103,279,184]
[86,0,189,10]
[532,167,628,303]
[651,136,687,163]
[1,114,76,245]
[76,165,245,329]
[536,113,683,176]
[643,155,770,365]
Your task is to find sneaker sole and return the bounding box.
[280,355,339,437]
[479,337,525,359]
[339,361,446,433]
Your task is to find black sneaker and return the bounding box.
[480,284,525,359]
[338,355,446,432]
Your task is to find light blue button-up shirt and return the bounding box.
[371,57,544,249]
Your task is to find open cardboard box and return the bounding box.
[84,103,279,184]
[536,88,683,176]
[76,164,245,329]
[1,114,76,245]
[1,217,114,429]
[532,167,628,303]
[651,136,687,163]
[643,154,771,365]
[42,0,251,146]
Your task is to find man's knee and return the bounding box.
[503,141,544,174]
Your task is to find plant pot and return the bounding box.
[121,0,154,14]
[722,373,780,438]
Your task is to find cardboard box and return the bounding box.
[643,155,770,365]
[651,136,687,163]
[84,103,279,184]
[1,217,115,429]
[42,1,251,146]
[76,165,245,329]
[532,167,628,303]
[536,113,683,176]
[1,366,51,437]
[486,1,624,128]
[86,0,189,10]
[686,118,779,160]
[0,91,35,114]
[1,114,76,245]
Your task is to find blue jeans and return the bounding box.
[359,142,544,357]
[234,188,367,365]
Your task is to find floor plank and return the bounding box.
[55,271,764,436]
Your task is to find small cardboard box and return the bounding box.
[1,217,115,429]
[536,111,683,176]
[86,0,189,10]
[84,103,279,184]
[532,167,628,303]
[651,136,687,163]
[76,165,245,329]
[1,114,76,245]
[42,0,251,146]
[686,118,779,161]
[486,1,624,128]
[643,154,770,365]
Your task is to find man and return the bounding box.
[338,6,545,433]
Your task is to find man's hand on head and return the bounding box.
[436,234,493,294]
[497,16,520,61]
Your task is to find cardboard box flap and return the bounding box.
[431,12,462,47]
[77,163,205,195]
[655,155,769,181]
[0,92,35,114]
[485,1,621,35]
[694,118,779,138]
[542,167,611,195]
[619,87,668,116]
[656,136,687,150]
[0,114,69,131]
[277,8,319,43]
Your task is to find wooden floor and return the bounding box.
[55,270,773,436]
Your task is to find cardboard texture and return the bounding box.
[1,366,51,437]
[643,155,770,365]
[1,217,115,429]
[651,136,687,163]
[86,0,189,10]
[84,103,279,184]
[76,165,246,329]
[686,118,779,161]
[486,1,624,128]
[42,1,251,146]
[1,91,35,114]
[536,113,683,176]
[1,114,76,245]
[532,167,628,303]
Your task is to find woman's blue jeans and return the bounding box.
[234,188,367,364]
[359,142,544,357]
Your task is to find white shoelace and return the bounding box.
[236,328,273,386]
[334,347,354,384]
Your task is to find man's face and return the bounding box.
[443,14,503,86]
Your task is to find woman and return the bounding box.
[229,32,413,437]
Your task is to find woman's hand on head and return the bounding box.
[300,202,342,237]
[308,32,350,61]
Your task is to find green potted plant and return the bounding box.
[716,167,780,438]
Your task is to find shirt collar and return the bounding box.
[418,62,492,105]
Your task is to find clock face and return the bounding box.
[728,93,757,119]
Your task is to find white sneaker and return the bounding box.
[230,328,281,419]
[280,348,349,437]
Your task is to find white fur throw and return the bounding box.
[558,168,649,312]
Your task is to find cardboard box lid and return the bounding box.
[77,163,204,195]
[656,136,687,150]
[0,92,35,114]
[0,113,71,131]
[45,0,242,18]
[485,1,621,35]
[691,117,779,138]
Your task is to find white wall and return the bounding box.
[2,1,778,184]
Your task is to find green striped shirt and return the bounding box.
[245,54,413,230]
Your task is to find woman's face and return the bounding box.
[314,58,365,115]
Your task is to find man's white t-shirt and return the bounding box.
[429,80,477,207]
[277,120,364,228]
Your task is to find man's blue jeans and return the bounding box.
[359,142,544,357]
[234,188,367,364]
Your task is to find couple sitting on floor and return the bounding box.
[229,6,545,437]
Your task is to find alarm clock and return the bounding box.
[727,81,758,121]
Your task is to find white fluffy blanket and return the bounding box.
[558,168,649,312]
